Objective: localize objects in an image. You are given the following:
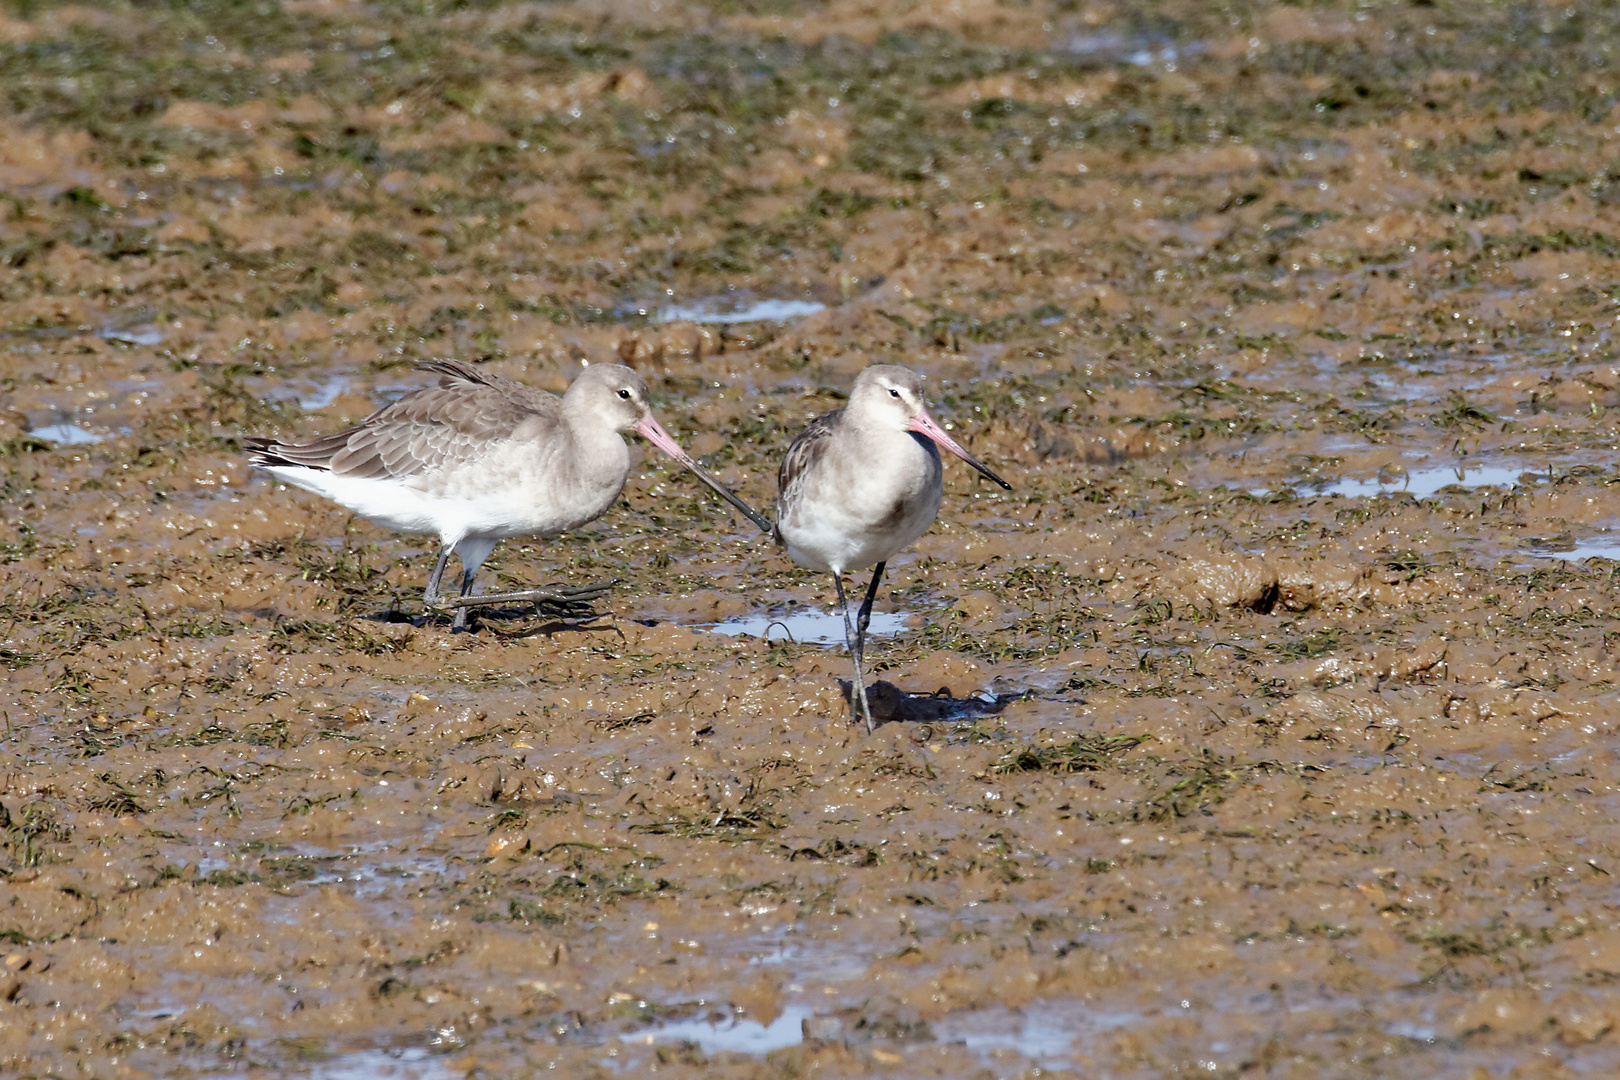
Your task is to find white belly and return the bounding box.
[262,458,623,548]
[778,451,943,575]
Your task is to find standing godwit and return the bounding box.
[774,365,1011,729]
[246,360,770,631]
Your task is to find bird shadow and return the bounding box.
[838,679,1024,727]
[362,602,607,636]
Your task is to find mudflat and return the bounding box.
[4,1,1620,1076]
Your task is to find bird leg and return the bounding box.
[421,543,613,627]
[421,546,452,605]
[855,561,886,645]
[450,564,478,633]
[835,573,873,732]
[417,545,481,631]
[846,563,886,723]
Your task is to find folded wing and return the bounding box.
[245,360,557,480]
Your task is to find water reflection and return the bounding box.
[28,423,105,445]
[1260,463,1542,500]
[286,1047,454,1080]
[706,609,911,644]
[1531,540,1620,561]
[657,297,826,324]
[101,325,165,346]
[630,1000,1105,1068]
[637,1004,813,1055]
[297,376,352,410]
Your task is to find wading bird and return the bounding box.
[247,360,770,631]
[774,365,1011,729]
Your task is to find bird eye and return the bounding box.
[618,389,632,400]
[888,388,901,399]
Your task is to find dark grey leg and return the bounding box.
[855,561,886,650]
[422,546,451,605]
[451,565,477,633]
[835,573,872,733]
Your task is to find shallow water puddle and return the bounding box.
[100,324,165,346]
[705,608,911,644]
[296,376,353,411]
[0,322,164,345]
[252,373,357,412]
[201,1046,456,1080]
[1261,462,1546,500]
[630,999,1107,1069]
[1530,538,1620,561]
[1383,1018,1440,1044]
[626,914,1105,1067]
[301,849,452,899]
[26,422,105,445]
[198,840,453,904]
[937,1001,1123,1061]
[636,1003,813,1055]
[655,296,826,324]
[1320,463,1531,499]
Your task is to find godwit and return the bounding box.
[246,360,770,631]
[774,365,1011,729]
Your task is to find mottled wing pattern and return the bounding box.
[774,408,842,543]
[245,360,558,479]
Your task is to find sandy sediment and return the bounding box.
[5,1,1620,1075]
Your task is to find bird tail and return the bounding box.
[415,358,495,387]
[243,433,346,471]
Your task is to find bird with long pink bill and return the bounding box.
[245,360,771,631]
[774,364,1012,730]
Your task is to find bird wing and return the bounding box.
[776,408,843,497]
[245,361,559,480]
[773,408,844,543]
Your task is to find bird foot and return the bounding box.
[839,679,896,729]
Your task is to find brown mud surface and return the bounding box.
[6,1,1620,1076]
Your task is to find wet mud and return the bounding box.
[5,0,1620,1076]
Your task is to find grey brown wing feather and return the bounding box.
[774,408,843,543]
[245,360,558,479]
[417,358,498,389]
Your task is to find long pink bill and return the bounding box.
[634,415,775,535]
[909,410,1013,491]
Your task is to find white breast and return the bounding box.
[778,431,943,575]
